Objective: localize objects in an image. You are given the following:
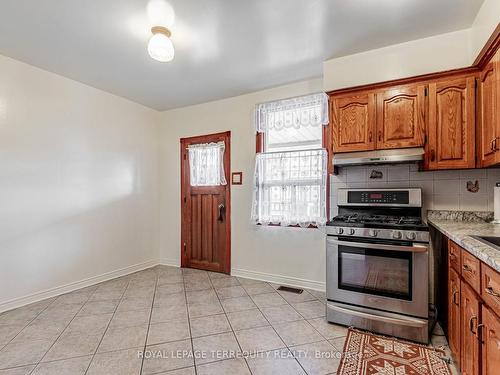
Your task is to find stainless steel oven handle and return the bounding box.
[327,238,428,253]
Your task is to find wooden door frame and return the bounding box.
[180,131,231,274]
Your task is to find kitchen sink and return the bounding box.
[471,236,500,250]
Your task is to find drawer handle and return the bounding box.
[368,131,372,142]
[463,264,474,273]
[485,286,500,298]
[452,290,460,306]
[469,316,478,335]
[477,324,485,344]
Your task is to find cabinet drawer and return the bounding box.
[482,263,500,312]
[448,240,462,272]
[461,250,481,293]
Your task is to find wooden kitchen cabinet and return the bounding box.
[448,267,461,366]
[477,48,499,168]
[461,281,481,375]
[331,92,376,153]
[427,75,476,170]
[481,306,500,375]
[376,84,426,149]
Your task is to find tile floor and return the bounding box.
[0,266,456,375]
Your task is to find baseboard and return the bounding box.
[0,259,158,313]
[158,258,180,267]
[231,268,325,292]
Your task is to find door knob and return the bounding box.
[218,203,225,222]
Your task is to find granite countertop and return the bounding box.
[427,210,500,273]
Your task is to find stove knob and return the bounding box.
[336,228,344,235]
[392,231,402,239]
[348,228,355,235]
[405,232,416,240]
[368,229,378,237]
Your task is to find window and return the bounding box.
[251,93,329,227]
[188,141,227,186]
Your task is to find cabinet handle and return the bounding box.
[368,131,372,142]
[430,150,436,162]
[452,290,460,306]
[485,286,500,299]
[463,264,474,273]
[470,316,478,335]
[378,131,382,142]
[494,137,499,151]
[477,324,485,344]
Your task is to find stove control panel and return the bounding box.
[348,191,409,204]
[324,226,429,242]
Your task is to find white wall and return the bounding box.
[470,0,500,60]
[159,79,327,290]
[0,55,160,311]
[323,29,472,91]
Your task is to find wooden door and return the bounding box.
[448,267,461,367]
[376,84,426,149]
[427,76,476,170]
[461,281,481,375]
[481,306,500,375]
[477,53,498,168]
[331,92,376,153]
[180,131,231,274]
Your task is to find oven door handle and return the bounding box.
[327,239,428,253]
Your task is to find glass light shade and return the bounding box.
[148,33,174,62]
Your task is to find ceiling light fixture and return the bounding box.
[148,26,174,62]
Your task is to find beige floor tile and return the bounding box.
[0,365,35,375]
[187,302,223,318]
[116,298,153,312]
[32,355,92,375]
[155,283,185,296]
[153,367,196,375]
[109,308,151,329]
[220,296,256,313]
[0,324,32,344]
[186,290,219,305]
[42,333,102,362]
[292,301,326,319]
[0,338,53,369]
[65,313,112,336]
[151,305,188,323]
[210,277,241,289]
[0,309,40,326]
[13,320,66,342]
[197,358,250,375]
[234,326,286,354]
[226,309,269,331]
[147,319,191,345]
[278,290,317,304]
[98,325,148,353]
[158,274,184,286]
[89,290,124,302]
[154,293,187,308]
[142,339,194,374]
[77,300,119,317]
[87,348,142,375]
[123,286,155,299]
[216,286,248,300]
[190,314,231,338]
[192,332,241,365]
[291,340,340,375]
[246,349,306,375]
[184,281,213,292]
[307,319,348,340]
[242,283,275,296]
[261,305,303,324]
[273,320,324,346]
[250,293,287,308]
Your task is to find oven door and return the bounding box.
[326,236,428,318]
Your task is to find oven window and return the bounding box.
[338,246,412,300]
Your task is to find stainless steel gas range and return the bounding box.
[325,188,434,343]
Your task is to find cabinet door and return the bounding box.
[477,54,498,167]
[481,306,500,375]
[448,267,461,366]
[376,84,426,149]
[331,92,376,153]
[427,76,476,170]
[461,281,481,375]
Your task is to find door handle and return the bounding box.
[470,316,478,335]
[218,203,225,222]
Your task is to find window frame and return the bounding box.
[255,122,332,229]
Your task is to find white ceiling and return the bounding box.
[0,0,484,111]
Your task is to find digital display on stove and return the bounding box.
[348,191,409,204]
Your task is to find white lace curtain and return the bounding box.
[255,92,329,133]
[251,149,327,227]
[188,141,227,186]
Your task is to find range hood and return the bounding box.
[333,147,424,167]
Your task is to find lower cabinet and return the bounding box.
[481,306,500,375]
[461,282,481,375]
[445,239,500,375]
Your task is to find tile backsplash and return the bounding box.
[330,163,500,218]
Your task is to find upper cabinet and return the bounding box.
[427,75,476,170]
[331,92,376,153]
[376,84,426,149]
[477,48,500,168]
